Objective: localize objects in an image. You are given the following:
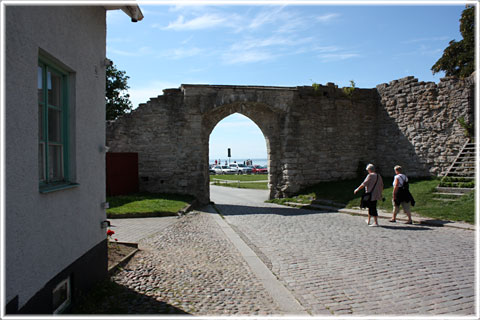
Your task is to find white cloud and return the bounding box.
[222,35,316,65]
[181,35,194,45]
[159,47,205,60]
[313,45,341,53]
[222,50,276,65]
[316,13,340,23]
[318,52,359,62]
[248,6,285,29]
[164,14,226,30]
[231,35,314,51]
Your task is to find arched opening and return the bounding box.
[208,112,270,198]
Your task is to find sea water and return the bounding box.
[209,158,268,166]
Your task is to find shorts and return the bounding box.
[393,200,411,213]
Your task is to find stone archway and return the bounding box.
[106,79,473,205]
[202,102,282,201]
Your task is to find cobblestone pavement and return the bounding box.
[108,216,179,243]
[111,212,283,315]
[213,196,476,316]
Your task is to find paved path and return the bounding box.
[211,185,476,316]
[108,216,179,243]
[110,212,283,315]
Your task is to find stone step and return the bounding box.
[449,166,475,169]
[446,172,475,177]
[452,161,475,165]
[449,172,475,175]
[448,169,475,174]
[446,180,475,184]
[443,176,475,180]
[436,187,474,194]
[432,192,465,197]
[432,198,459,202]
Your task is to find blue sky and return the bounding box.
[107,3,467,159]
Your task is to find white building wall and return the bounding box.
[5,6,107,309]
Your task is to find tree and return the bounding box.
[431,6,475,78]
[106,63,133,120]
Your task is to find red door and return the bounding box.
[106,152,139,196]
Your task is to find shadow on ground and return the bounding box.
[213,203,331,216]
[379,225,431,231]
[213,203,433,231]
[69,278,189,315]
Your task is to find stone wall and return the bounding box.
[106,75,475,204]
[375,74,475,177]
[107,84,379,203]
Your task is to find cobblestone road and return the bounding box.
[111,212,282,315]
[211,186,476,316]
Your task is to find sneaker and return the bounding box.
[365,219,370,225]
[369,223,379,227]
[405,220,413,225]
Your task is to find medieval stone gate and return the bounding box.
[106,75,474,205]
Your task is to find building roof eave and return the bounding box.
[104,5,144,22]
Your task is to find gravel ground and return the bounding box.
[111,211,282,315]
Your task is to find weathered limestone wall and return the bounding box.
[107,84,379,203]
[375,75,475,177]
[106,75,475,204]
[279,85,378,194]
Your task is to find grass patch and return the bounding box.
[107,193,194,218]
[217,182,268,190]
[267,179,362,206]
[211,174,268,189]
[210,175,268,182]
[266,194,314,206]
[269,177,475,224]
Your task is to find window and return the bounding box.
[52,277,71,314]
[38,58,73,191]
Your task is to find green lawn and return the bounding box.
[268,177,475,224]
[107,193,194,218]
[210,174,268,181]
[210,174,268,189]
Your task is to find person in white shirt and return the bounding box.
[390,165,413,224]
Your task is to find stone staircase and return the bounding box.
[434,139,475,201]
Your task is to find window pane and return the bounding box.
[39,143,45,181]
[39,104,44,140]
[48,109,62,143]
[48,145,63,181]
[38,66,43,102]
[47,71,62,107]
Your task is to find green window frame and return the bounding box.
[38,58,75,192]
